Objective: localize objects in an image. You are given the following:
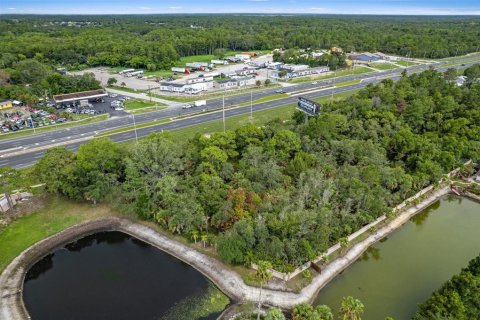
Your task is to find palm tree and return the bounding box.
[339,296,364,320]
[191,230,199,244]
[200,233,208,248]
[255,260,273,320]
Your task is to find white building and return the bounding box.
[186,76,214,84]
[160,82,210,94]
[282,64,309,72]
[235,54,251,61]
[214,77,255,89]
[211,59,229,65]
[267,62,284,70]
[159,82,186,93]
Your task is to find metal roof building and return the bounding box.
[53,89,107,104]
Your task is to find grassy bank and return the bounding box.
[0,196,119,273]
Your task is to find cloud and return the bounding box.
[247,0,270,2]
[139,6,151,10]
[168,6,182,9]
[7,7,16,10]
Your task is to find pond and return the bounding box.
[315,196,480,320]
[23,231,230,320]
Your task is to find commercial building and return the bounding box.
[214,77,255,90]
[271,66,330,80]
[159,82,210,94]
[186,76,214,84]
[282,64,309,72]
[53,89,107,105]
[0,100,13,110]
[349,52,382,64]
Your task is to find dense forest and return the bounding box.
[1,15,479,71]
[0,58,101,101]
[29,68,480,270]
[415,254,480,320]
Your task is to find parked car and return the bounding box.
[56,118,67,123]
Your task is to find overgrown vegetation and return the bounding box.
[19,68,480,271]
[415,254,480,320]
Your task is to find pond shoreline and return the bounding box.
[0,186,452,319]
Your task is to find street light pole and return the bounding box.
[222,89,226,133]
[250,89,253,122]
[132,114,138,143]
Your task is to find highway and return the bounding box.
[0,55,478,169]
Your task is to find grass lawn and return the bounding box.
[335,79,361,87]
[313,89,361,104]
[170,104,296,141]
[96,118,172,138]
[108,85,145,93]
[123,99,161,110]
[288,66,373,84]
[0,114,109,141]
[152,84,280,103]
[0,196,120,273]
[395,60,420,67]
[370,63,398,70]
[236,93,288,107]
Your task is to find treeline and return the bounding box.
[1,15,480,70]
[0,58,100,101]
[33,69,480,270]
[415,254,480,320]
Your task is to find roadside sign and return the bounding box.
[297,97,320,116]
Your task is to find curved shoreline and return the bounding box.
[0,186,450,319]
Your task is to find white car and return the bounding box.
[182,104,192,109]
[311,81,318,85]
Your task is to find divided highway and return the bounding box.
[0,56,478,169]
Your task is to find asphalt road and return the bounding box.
[0,55,478,169]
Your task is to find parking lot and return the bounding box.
[0,94,131,135]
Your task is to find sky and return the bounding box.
[1,0,480,15]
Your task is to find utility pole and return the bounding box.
[250,89,253,122]
[132,114,138,143]
[331,69,336,102]
[222,89,226,133]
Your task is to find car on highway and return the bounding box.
[311,81,318,85]
[275,89,286,94]
[182,104,193,109]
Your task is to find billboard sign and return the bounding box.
[297,97,320,116]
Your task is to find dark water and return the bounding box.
[314,196,480,320]
[23,231,229,320]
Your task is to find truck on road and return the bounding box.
[194,100,206,107]
[182,100,207,109]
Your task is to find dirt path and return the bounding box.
[0,187,451,319]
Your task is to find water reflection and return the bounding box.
[23,231,229,320]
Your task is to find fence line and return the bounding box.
[253,164,468,281]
